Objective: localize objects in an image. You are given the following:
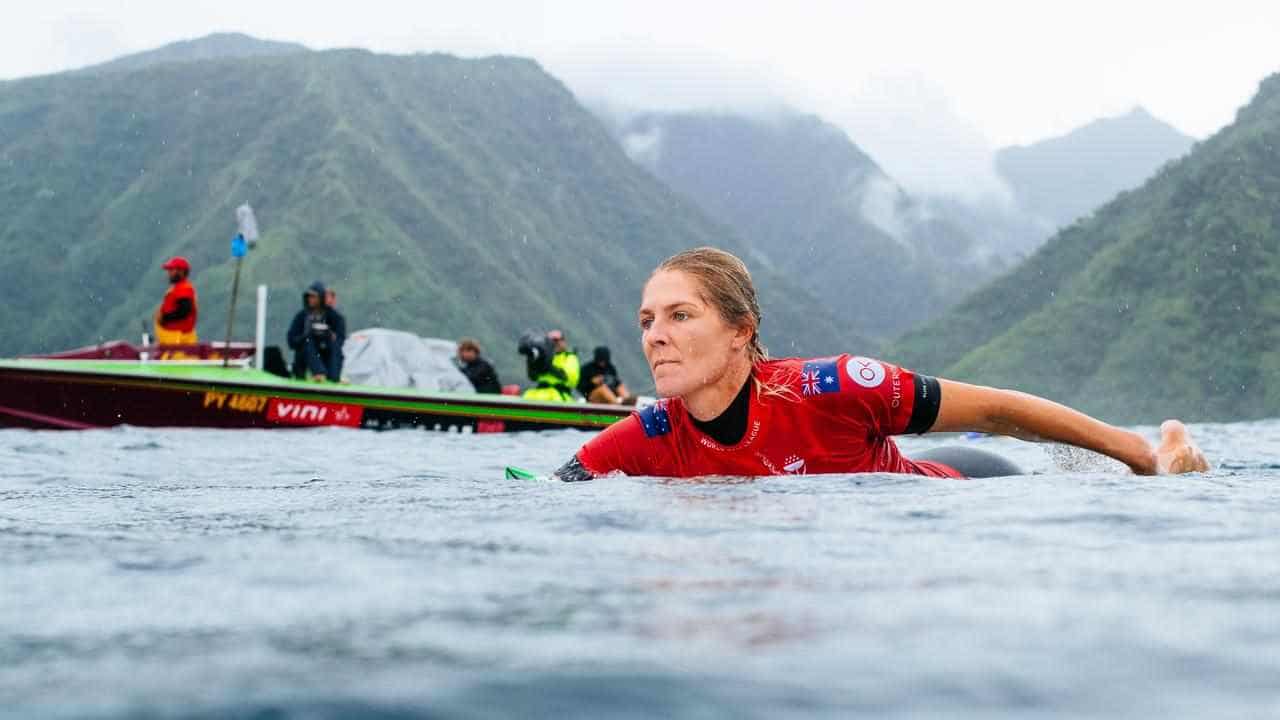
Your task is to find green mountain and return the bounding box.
[889,77,1280,423]
[79,32,310,75]
[0,36,866,387]
[996,107,1196,229]
[608,111,994,340]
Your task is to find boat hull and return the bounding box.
[0,360,630,432]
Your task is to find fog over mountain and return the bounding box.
[827,74,1014,203]
[995,107,1197,229]
[583,72,1015,205]
[601,108,998,340]
[596,96,1201,281]
[885,107,1197,265]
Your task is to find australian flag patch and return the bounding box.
[800,358,842,397]
[637,400,672,437]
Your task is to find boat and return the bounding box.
[1,227,632,432]
[0,355,631,432]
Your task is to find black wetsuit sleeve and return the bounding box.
[553,456,595,483]
[159,298,193,324]
[905,374,942,435]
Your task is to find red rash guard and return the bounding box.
[576,354,961,479]
[159,278,198,333]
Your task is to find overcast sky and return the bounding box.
[4,1,1278,195]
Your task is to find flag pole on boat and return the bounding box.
[222,204,259,368]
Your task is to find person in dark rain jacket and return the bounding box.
[287,281,346,382]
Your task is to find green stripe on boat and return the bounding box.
[0,359,627,426]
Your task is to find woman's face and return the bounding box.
[639,269,750,399]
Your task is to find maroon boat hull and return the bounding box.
[0,361,629,432]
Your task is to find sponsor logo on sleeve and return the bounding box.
[846,357,886,388]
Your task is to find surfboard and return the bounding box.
[504,465,539,480]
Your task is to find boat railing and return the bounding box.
[25,341,256,363]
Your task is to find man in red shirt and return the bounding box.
[154,256,198,358]
[554,247,1209,481]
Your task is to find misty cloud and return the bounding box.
[857,175,909,244]
[831,73,1016,204]
[4,1,1275,144]
[621,125,663,169]
[582,67,1018,210]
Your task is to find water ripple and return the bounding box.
[0,423,1278,719]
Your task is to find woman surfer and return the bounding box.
[554,247,1209,481]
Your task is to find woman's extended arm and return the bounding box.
[930,379,1208,475]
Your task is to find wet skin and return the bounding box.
[638,270,753,422]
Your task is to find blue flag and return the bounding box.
[638,400,672,437]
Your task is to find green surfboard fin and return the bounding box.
[504,465,539,481]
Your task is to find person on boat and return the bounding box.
[577,345,634,404]
[456,337,502,394]
[322,285,347,380]
[548,329,581,393]
[286,281,345,382]
[519,330,575,402]
[154,256,198,359]
[552,247,1210,481]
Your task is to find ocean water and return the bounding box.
[1,421,1278,719]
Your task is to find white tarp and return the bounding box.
[342,328,473,393]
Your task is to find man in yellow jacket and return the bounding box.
[519,329,580,402]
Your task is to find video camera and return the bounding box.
[517,330,554,379]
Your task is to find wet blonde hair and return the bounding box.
[654,247,768,364]
[653,248,798,401]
